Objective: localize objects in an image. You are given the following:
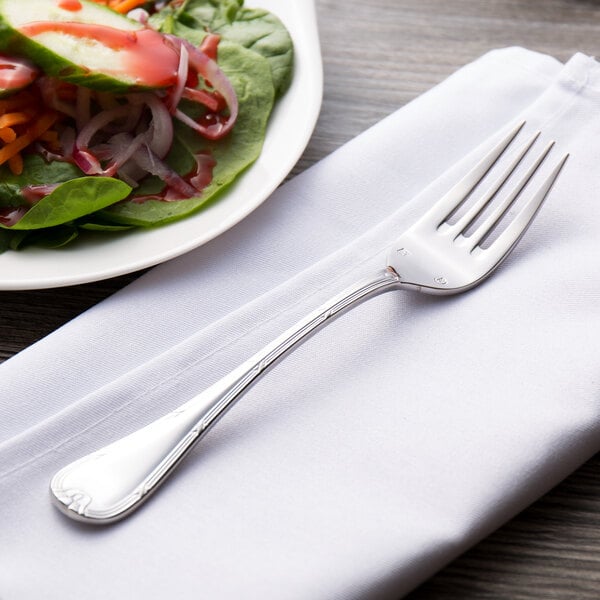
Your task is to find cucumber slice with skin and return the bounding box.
[0,0,180,92]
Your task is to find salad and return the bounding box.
[0,0,293,251]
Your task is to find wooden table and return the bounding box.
[1,1,599,597]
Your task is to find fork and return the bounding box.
[50,121,569,524]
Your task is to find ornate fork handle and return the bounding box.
[51,267,401,524]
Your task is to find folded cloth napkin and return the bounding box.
[1,47,599,599]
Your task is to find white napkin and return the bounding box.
[1,47,599,599]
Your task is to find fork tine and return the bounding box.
[467,140,556,250]
[448,131,540,237]
[422,120,525,227]
[478,153,569,267]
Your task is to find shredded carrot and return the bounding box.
[0,128,16,143]
[0,84,61,172]
[0,87,66,174]
[0,112,32,129]
[89,0,148,13]
[0,111,59,172]
[110,0,148,12]
[8,153,23,175]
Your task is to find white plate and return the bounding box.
[0,0,322,290]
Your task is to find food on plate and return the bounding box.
[0,0,293,251]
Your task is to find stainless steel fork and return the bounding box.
[50,121,569,524]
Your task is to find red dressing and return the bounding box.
[199,34,220,61]
[57,0,82,10]
[19,22,180,88]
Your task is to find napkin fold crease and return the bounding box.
[1,47,599,599]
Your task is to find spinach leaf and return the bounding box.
[0,155,83,207]
[0,228,12,252]
[102,40,274,226]
[212,7,293,97]
[2,225,79,252]
[0,182,22,207]
[20,225,79,248]
[2,177,131,230]
[6,230,29,251]
[79,221,133,232]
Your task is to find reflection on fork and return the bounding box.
[50,120,569,524]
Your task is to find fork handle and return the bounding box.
[50,267,401,524]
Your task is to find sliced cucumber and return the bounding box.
[0,0,179,92]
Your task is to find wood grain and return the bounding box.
[1,0,599,597]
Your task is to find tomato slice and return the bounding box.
[0,55,38,93]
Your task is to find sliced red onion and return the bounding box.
[102,102,143,135]
[91,132,148,177]
[131,144,197,198]
[114,97,166,185]
[181,86,220,111]
[111,135,147,173]
[185,38,238,133]
[34,142,68,163]
[167,36,238,140]
[127,92,173,159]
[131,149,215,202]
[76,104,131,152]
[31,123,74,163]
[72,146,103,175]
[74,104,133,175]
[167,41,189,114]
[0,206,27,227]
[189,152,216,191]
[117,160,147,187]
[21,183,60,204]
